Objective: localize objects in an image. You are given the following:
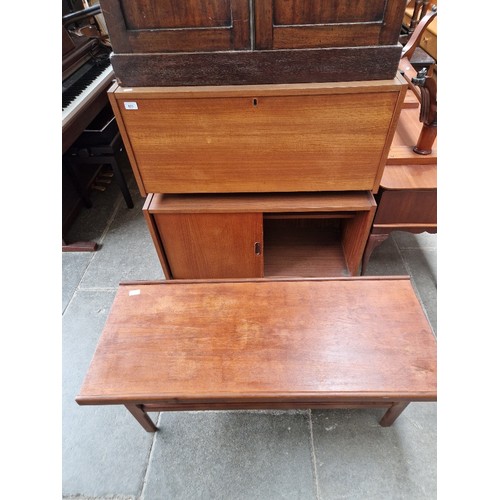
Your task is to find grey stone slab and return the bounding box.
[391,231,437,250]
[312,403,436,499]
[62,252,93,313]
[63,290,156,497]
[63,496,135,499]
[78,188,164,289]
[362,234,408,277]
[64,165,132,246]
[142,410,317,500]
[399,247,437,334]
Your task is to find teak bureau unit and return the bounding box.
[109,77,406,196]
[100,0,407,86]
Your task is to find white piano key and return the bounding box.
[62,64,114,130]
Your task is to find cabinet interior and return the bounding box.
[263,214,353,277]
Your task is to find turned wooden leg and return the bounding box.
[361,233,389,275]
[379,402,410,427]
[125,404,158,432]
[413,123,437,155]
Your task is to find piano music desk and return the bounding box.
[76,277,437,432]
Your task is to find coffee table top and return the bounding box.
[77,277,436,405]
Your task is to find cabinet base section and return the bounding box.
[143,192,375,280]
[111,45,402,87]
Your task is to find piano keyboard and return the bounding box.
[62,62,114,129]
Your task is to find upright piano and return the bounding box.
[62,4,115,250]
[62,5,114,154]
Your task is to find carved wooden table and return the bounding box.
[76,277,437,432]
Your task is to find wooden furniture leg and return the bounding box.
[379,402,410,427]
[106,157,134,209]
[413,123,437,155]
[124,404,158,432]
[64,158,93,209]
[361,233,389,275]
[411,67,437,155]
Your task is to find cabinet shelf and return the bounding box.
[263,218,348,277]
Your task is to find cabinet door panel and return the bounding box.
[100,0,250,52]
[155,213,263,279]
[255,0,406,49]
[273,0,386,24]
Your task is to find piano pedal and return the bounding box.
[91,184,107,192]
[100,171,114,178]
[96,178,112,185]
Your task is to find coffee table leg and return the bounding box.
[379,402,409,427]
[125,404,158,432]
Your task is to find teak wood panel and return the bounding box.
[374,190,437,226]
[100,0,250,52]
[263,218,349,277]
[255,0,406,49]
[380,164,437,190]
[76,278,437,405]
[113,82,405,195]
[341,208,376,275]
[155,213,264,279]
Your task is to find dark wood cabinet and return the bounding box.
[100,0,407,86]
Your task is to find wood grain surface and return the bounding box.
[77,278,437,406]
[380,164,437,190]
[116,87,401,194]
[255,0,405,49]
[155,213,264,279]
[100,0,250,52]
[147,192,376,214]
[110,46,403,87]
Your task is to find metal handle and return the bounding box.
[254,242,261,255]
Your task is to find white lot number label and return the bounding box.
[124,101,138,110]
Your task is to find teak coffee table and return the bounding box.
[76,277,437,432]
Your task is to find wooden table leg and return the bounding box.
[379,402,410,427]
[124,404,158,432]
